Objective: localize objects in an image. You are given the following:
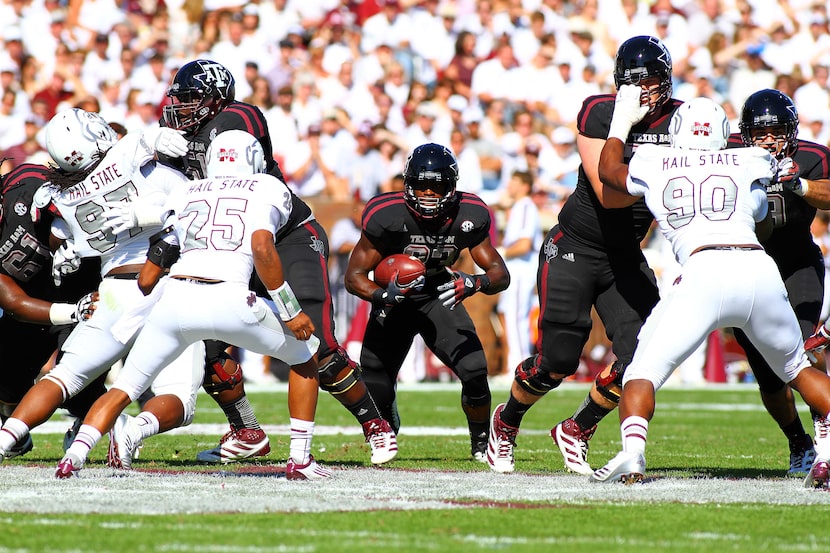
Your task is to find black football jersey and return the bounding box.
[158,101,312,242]
[0,164,99,302]
[559,95,683,249]
[727,133,829,268]
[362,192,491,296]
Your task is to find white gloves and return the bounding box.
[52,241,81,286]
[607,84,649,142]
[48,292,97,325]
[100,189,164,235]
[144,127,189,157]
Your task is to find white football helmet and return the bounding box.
[205,130,265,177]
[45,108,118,172]
[668,97,731,151]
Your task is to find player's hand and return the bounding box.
[775,157,806,195]
[52,241,81,286]
[608,84,649,141]
[376,272,424,306]
[73,291,98,322]
[437,271,488,310]
[144,127,189,158]
[284,311,316,341]
[100,199,140,235]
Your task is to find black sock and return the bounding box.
[781,418,809,444]
[500,394,532,428]
[572,395,612,430]
[343,393,381,425]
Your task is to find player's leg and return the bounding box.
[277,220,395,462]
[1,279,140,459]
[0,318,58,458]
[358,303,417,434]
[557,247,659,470]
[421,300,491,462]
[228,295,331,479]
[592,260,714,483]
[108,342,205,469]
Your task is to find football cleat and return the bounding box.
[286,455,332,480]
[107,414,143,470]
[486,403,518,473]
[787,435,816,476]
[5,434,33,460]
[472,439,488,464]
[55,452,84,479]
[590,451,646,484]
[803,457,830,489]
[63,418,82,452]
[552,418,596,476]
[362,418,398,465]
[196,426,270,463]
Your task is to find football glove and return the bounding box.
[73,292,97,322]
[52,241,81,286]
[372,272,425,307]
[775,157,806,196]
[437,271,490,310]
[143,126,189,158]
[100,198,163,235]
[607,84,649,141]
[805,325,830,354]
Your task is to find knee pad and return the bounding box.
[202,352,243,396]
[515,355,562,396]
[595,360,627,403]
[318,347,360,396]
[461,375,490,407]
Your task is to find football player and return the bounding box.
[0,108,197,464]
[57,130,330,480]
[344,142,510,461]
[727,89,830,474]
[0,162,103,458]
[157,59,397,465]
[487,36,676,474]
[591,97,830,489]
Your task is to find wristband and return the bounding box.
[268,282,302,321]
[795,179,809,197]
[49,303,77,325]
[477,274,491,293]
[607,120,632,142]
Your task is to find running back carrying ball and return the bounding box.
[374,254,426,288]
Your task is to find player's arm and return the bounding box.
[774,154,830,209]
[0,273,97,325]
[139,224,179,295]
[594,84,649,209]
[344,233,386,302]
[252,229,315,340]
[798,177,830,210]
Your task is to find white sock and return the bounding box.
[0,418,30,453]
[65,424,102,464]
[289,418,314,465]
[135,412,160,440]
[621,416,649,455]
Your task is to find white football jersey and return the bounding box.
[162,173,293,285]
[627,145,774,264]
[51,133,185,276]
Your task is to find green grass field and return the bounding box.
[3,383,830,552]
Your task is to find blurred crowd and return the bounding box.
[2,0,830,225]
[3,0,830,381]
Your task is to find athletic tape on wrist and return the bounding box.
[49,303,77,325]
[269,282,302,321]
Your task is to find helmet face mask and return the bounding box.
[668,97,730,151]
[739,89,798,159]
[163,59,236,131]
[403,143,459,220]
[205,130,265,177]
[614,36,673,114]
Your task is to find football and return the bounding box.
[374,254,426,288]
